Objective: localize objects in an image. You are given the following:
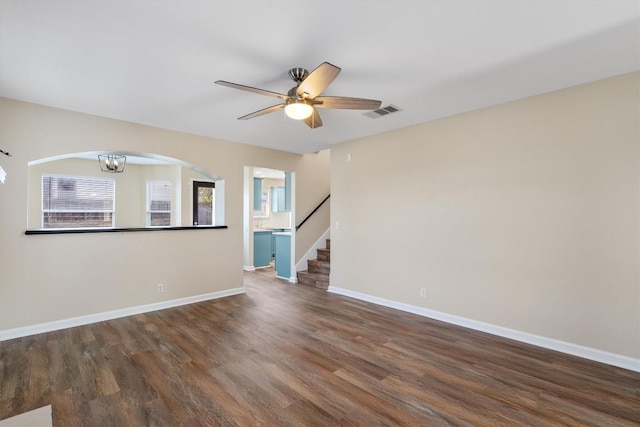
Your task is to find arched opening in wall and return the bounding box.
[26,151,225,230]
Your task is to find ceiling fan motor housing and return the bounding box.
[288,67,309,84]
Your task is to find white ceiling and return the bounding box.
[1,1,638,154]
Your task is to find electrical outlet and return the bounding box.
[157,283,164,293]
[420,288,427,298]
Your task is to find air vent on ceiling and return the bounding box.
[364,104,401,119]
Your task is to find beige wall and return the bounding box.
[330,72,640,359]
[0,97,329,331]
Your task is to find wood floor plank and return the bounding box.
[100,344,158,404]
[247,356,351,421]
[208,364,281,425]
[0,340,26,406]
[129,350,197,424]
[334,365,467,425]
[0,267,638,425]
[50,388,90,427]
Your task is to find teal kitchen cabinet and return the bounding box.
[272,172,292,212]
[253,178,263,210]
[271,186,285,212]
[253,230,272,268]
[273,232,291,279]
[270,228,288,257]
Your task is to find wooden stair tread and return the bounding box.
[297,238,330,290]
[297,270,329,290]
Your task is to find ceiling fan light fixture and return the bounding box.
[285,99,313,120]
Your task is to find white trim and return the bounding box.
[0,287,245,342]
[274,272,297,283]
[328,286,640,373]
[295,227,331,272]
[288,172,296,283]
[243,265,256,271]
[214,179,225,227]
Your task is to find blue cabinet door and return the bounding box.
[272,186,286,212]
[274,233,291,279]
[254,231,272,267]
[253,178,263,210]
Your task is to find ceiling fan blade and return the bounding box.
[314,96,382,110]
[215,80,288,100]
[238,104,285,120]
[303,108,323,129]
[297,62,341,99]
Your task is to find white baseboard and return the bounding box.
[296,227,330,272]
[275,274,297,283]
[328,286,640,373]
[0,287,245,342]
[243,265,256,271]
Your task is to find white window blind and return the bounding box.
[147,180,171,227]
[42,175,115,228]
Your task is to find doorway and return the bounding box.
[243,166,295,282]
[192,180,215,226]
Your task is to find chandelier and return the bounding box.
[98,154,126,173]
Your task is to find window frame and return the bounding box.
[146,180,172,227]
[41,173,116,229]
[192,180,216,226]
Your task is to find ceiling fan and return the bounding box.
[215,62,382,129]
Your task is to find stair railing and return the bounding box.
[296,194,330,231]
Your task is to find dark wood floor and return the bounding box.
[1,268,638,426]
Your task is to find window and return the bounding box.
[192,181,215,226]
[42,174,115,228]
[147,181,172,227]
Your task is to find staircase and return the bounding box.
[297,239,330,290]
